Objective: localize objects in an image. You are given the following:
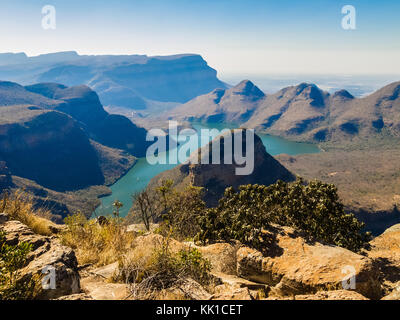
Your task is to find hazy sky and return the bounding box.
[0,0,399,75]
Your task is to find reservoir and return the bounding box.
[95,123,320,217]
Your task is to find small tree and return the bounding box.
[112,200,123,218]
[132,190,157,231]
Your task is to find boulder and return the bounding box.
[80,277,130,300]
[132,233,186,254]
[0,219,81,299]
[368,223,400,288]
[90,262,119,280]
[210,284,254,300]
[195,243,238,275]
[236,227,382,299]
[381,285,400,300]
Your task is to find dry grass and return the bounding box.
[60,212,136,266]
[115,236,213,300]
[0,190,54,236]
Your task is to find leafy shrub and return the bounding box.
[0,230,35,300]
[61,212,135,265]
[196,179,371,252]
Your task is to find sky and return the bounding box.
[0,0,399,76]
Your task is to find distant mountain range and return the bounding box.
[0,51,227,109]
[167,80,400,142]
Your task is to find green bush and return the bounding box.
[0,230,35,300]
[196,179,371,252]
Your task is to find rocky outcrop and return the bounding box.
[236,226,381,299]
[195,243,238,275]
[0,214,80,299]
[148,130,295,206]
[265,290,368,300]
[367,224,400,294]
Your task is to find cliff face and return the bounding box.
[0,106,104,191]
[148,130,295,206]
[23,82,150,157]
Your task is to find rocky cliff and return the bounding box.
[0,106,104,191]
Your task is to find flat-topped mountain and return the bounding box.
[147,129,295,206]
[0,52,227,109]
[169,80,400,143]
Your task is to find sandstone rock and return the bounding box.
[21,241,80,299]
[236,227,381,299]
[213,272,267,291]
[81,277,130,300]
[175,278,211,300]
[381,285,400,300]
[211,284,253,300]
[132,233,186,254]
[91,262,119,280]
[196,243,237,275]
[294,290,368,300]
[55,293,93,300]
[0,219,80,299]
[368,223,400,287]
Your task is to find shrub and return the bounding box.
[116,236,212,300]
[131,180,205,241]
[0,190,53,236]
[0,230,36,300]
[61,212,135,265]
[196,179,371,252]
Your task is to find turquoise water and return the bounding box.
[95,123,320,217]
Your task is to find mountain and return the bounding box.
[0,52,227,109]
[147,129,295,206]
[0,105,104,191]
[0,81,146,219]
[0,81,150,157]
[170,80,400,143]
[168,80,264,123]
